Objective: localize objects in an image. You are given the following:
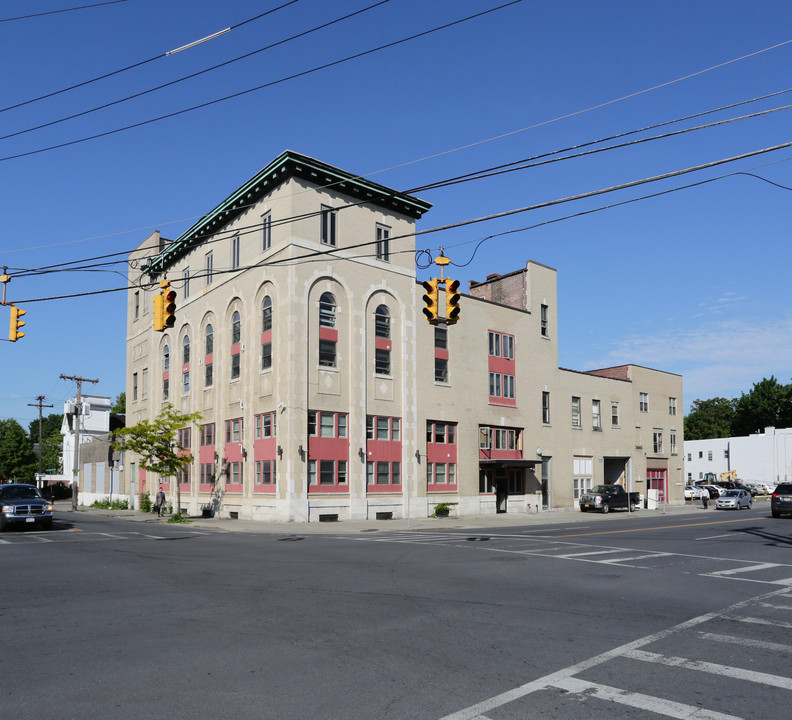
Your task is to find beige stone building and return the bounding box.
[125,150,683,522]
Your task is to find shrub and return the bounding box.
[167,513,191,524]
[91,498,129,510]
[140,492,152,513]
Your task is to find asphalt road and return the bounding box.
[3,504,791,719]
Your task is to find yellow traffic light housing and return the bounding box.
[8,304,26,341]
[445,279,461,325]
[153,293,165,331]
[421,279,440,325]
[162,279,176,329]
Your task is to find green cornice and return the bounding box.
[148,150,432,274]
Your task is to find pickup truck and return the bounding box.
[579,484,640,513]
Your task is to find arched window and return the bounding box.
[319,293,336,328]
[231,311,241,379]
[375,305,390,338]
[261,297,272,370]
[163,344,170,399]
[205,324,214,388]
[231,311,241,344]
[262,297,272,332]
[182,336,190,393]
[318,293,337,368]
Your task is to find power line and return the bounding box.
[0,0,303,114]
[0,1,390,141]
[0,1,523,163]
[0,1,127,24]
[11,140,792,304]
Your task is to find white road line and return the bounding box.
[550,676,743,720]
[723,614,792,630]
[437,586,792,720]
[553,549,627,558]
[625,649,792,690]
[710,563,779,576]
[699,631,792,653]
[696,534,733,540]
[599,552,672,563]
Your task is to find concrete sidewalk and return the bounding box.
[58,498,750,535]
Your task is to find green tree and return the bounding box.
[28,413,63,443]
[731,376,792,437]
[683,398,735,440]
[112,404,201,515]
[111,392,126,414]
[0,419,38,482]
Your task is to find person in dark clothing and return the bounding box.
[155,486,166,517]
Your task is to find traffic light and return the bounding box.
[421,278,439,325]
[161,279,176,329]
[153,292,165,331]
[445,279,461,325]
[8,305,26,341]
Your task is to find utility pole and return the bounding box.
[27,395,54,484]
[60,374,99,511]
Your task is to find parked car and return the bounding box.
[743,483,766,496]
[702,484,722,499]
[684,485,702,499]
[733,482,759,497]
[771,483,792,518]
[715,489,752,510]
[579,484,640,513]
[0,484,54,531]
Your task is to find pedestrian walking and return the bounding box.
[700,486,709,509]
[155,486,166,517]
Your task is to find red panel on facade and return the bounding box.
[318,327,338,342]
[375,337,391,351]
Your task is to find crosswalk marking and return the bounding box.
[699,631,792,654]
[709,562,779,576]
[549,676,743,720]
[625,648,792,690]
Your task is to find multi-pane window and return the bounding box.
[308,459,348,486]
[376,225,390,261]
[640,392,649,412]
[255,412,276,439]
[488,331,514,357]
[231,311,241,380]
[182,336,190,392]
[205,324,214,355]
[182,336,190,364]
[435,326,447,349]
[668,397,677,416]
[592,399,601,430]
[200,423,215,447]
[670,430,677,455]
[489,373,515,399]
[318,292,337,368]
[573,457,593,500]
[231,234,240,269]
[571,396,581,428]
[226,418,243,443]
[229,462,242,486]
[308,411,348,438]
[177,427,191,450]
[427,421,456,444]
[200,463,215,485]
[142,368,148,398]
[205,251,213,286]
[261,212,272,251]
[375,305,390,338]
[542,391,550,424]
[427,462,456,487]
[183,268,190,299]
[368,461,400,485]
[261,297,272,370]
[479,427,520,451]
[133,291,140,320]
[162,345,170,400]
[255,460,275,485]
[375,348,391,375]
[611,402,619,427]
[319,293,336,327]
[653,429,663,454]
[430,356,446,384]
[540,304,549,337]
[321,206,337,246]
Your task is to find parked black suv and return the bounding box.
[771,483,792,518]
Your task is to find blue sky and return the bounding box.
[1,0,791,427]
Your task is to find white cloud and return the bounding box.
[588,316,792,409]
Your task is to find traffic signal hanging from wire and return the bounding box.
[422,279,440,325]
[161,279,176,329]
[445,279,461,325]
[8,304,26,341]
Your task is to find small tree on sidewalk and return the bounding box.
[113,404,201,516]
